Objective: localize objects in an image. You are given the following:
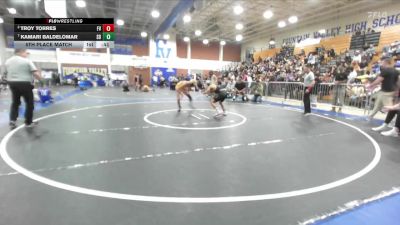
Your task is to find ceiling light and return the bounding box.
[75,0,86,8]
[269,40,275,45]
[151,10,160,18]
[318,29,326,34]
[0,18,3,24]
[163,34,170,40]
[195,30,202,36]
[183,37,190,42]
[288,16,298,23]
[233,5,243,15]
[235,23,243,30]
[183,14,191,23]
[82,48,87,52]
[263,10,273,19]
[220,40,226,46]
[7,8,17,15]
[203,39,209,45]
[236,34,243,42]
[116,19,124,26]
[140,31,148,38]
[278,21,286,28]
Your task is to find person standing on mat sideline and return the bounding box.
[303,64,315,115]
[5,49,42,129]
[366,57,399,120]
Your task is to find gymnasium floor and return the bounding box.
[0,87,399,225]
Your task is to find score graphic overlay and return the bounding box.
[14,18,115,49]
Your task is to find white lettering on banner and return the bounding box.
[282,11,400,44]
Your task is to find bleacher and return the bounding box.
[293,35,351,56]
[253,48,281,60]
[349,35,364,50]
[283,46,295,55]
[349,32,381,50]
[251,25,400,76]
[364,32,381,47]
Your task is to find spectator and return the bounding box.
[308,53,316,66]
[122,80,130,92]
[347,62,359,84]
[159,76,166,87]
[366,57,399,120]
[152,74,158,89]
[134,74,139,91]
[353,50,362,63]
[246,74,253,91]
[0,73,8,92]
[224,77,236,98]
[73,76,79,88]
[233,76,248,101]
[349,84,366,107]
[394,53,400,70]
[138,74,143,89]
[251,77,264,103]
[329,48,336,58]
[331,64,348,112]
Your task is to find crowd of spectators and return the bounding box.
[221,43,380,86]
[193,40,398,117]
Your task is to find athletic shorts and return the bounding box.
[176,82,185,91]
[213,92,227,102]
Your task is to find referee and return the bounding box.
[303,64,315,115]
[5,49,42,129]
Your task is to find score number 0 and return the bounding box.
[102,24,114,32]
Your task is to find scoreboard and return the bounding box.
[14,18,115,49]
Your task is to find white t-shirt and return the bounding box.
[347,70,358,84]
[308,55,315,64]
[247,76,252,82]
[303,71,315,87]
[5,55,37,82]
[352,54,362,63]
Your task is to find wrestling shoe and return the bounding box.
[26,121,38,128]
[372,123,388,132]
[381,128,399,137]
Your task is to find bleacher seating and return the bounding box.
[364,32,381,46]
[377,25,400,51]
[350,35,364,50]
[253,48,281,61]
[350,32,381,50]
[292,35,351,56]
